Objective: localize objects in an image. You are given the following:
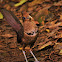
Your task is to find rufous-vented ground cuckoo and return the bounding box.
[1,9,39,62]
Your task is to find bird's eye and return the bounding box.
[22,17,25,20]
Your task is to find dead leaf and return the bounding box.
[28,0,45,6]
[59,50,62,55]
[35,6,52,21]
[60,15,62,20]
[3,4,11,10]
[0,41,3,43]
[0,34,13,38]
[38,41,53,50]
[0,12,3,19]
[53,1,62,6]
[41,21,44,25]
[46,29,50,33]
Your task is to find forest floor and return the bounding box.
[0,0,62,62]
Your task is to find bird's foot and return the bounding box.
[22,50,28,62]
[19,47,23,50]
[35,61,39,62]
[19,48,28,62]
[29,49,39,62]
[19,48,39,62]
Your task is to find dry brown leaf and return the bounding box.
[0,34,13,38]
[60,15,62,20]
[54,43,62,55]
[38,41,53,50]
[53,1,62,6]
[35,6,52,20]
[41,21,44,25]
[0,45,6,48]
[3,4,11,10]
[0,41,3,43]
[28,0,45,7]
[0,50,7,53]
[49,22,62,28]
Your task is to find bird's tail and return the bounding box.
[1,9,23,33]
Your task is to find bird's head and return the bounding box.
[23,21,38,37]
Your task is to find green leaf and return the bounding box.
[0,12,3,19]
[38,16,42,23]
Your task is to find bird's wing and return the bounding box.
[1,9,24,42]
[1,9,23,32]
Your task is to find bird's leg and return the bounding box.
[22,50,28,62]
[22,44,28,62]
[29,49,39,62]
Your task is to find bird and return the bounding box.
[1,9,39,62]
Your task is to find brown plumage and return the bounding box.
[1,9,39,62]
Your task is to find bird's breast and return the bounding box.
[21,21,38,45]
[22,32,38,44]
